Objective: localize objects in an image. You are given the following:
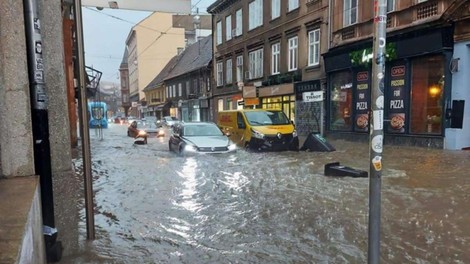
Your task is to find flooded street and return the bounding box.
[60,123,470,263]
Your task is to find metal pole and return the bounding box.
[368,0,387,263]
[73,0,95,240]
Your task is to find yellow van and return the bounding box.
[217,109,299,151]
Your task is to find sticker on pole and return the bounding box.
[372,155,382,171]
[371,135,383,154]
[373,110,383,130]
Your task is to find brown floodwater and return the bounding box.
[59,124,470,263]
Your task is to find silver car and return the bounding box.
[168,122,237,155]
[162,116,179,127]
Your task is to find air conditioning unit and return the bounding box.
[244,71,251,80]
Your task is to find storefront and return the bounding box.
[258,83,295,121]
[179,98,211,122]
[294,80,323,136]
[323,26,454,148]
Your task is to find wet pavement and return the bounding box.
[59,123,470,263]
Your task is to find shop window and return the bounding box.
[329,70,353,131]
[261,95,295,120]
[410,55,444,135]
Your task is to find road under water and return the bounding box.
[60,124,470,263]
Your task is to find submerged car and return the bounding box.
[169,122,237,155]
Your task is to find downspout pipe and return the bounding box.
[23,0,62,261]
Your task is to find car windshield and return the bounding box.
[165,117,178,121]
[183,124,223,136]
[244,111,291,126]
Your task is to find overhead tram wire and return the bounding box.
[133,0,205,62]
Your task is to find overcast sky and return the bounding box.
[82,0,215,84]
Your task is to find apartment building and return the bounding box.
[323,0,470,149]
[208,0,330,136]
[122,12,211,118]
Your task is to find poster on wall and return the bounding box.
[388,65,407,133]
[354,71,370,132]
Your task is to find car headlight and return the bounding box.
[184,144,197,152]
[228,144,237,151]
[251,129,265,139]
[138,130,147,136]
[292,129,298,138]
[158,130,165,136]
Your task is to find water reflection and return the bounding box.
[59,124,470,263]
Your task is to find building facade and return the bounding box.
[122,12,211,118]
[208,0,330,137]
[323,0,470,149]
[163,36,213,122]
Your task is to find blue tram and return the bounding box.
[87,101,108,128]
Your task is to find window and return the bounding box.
[178,83,182,97]
[271,43,280,74]
[343,0,358,26]
[236,55,243,82]
[186,81,190,96]
[249,0,263,30]
[226,15,232,41]
[288,36,298,71]
[218,98,224,111]
[288,0,299,12]
[172,85,176,98]
[308,29,320,66]
[235,9,243,36]
[271,0,280,19]
[166,86,169,98]
[216,21,222,45]
[410,55,444,135]
[216,62,223,86]
[387,0,395,12]
[249,48,263,79]
[226,59,233,84]
[329,70,353,131]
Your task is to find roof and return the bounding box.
[164,35,212,81]
[143,55,179,91]
[120,48,128,68]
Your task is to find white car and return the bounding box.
[162,116,179,127]
[168,122,237,155]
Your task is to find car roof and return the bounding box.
[179,121,216,126]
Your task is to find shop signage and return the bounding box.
[388,64,406,133]
[258,83,293,97]
[349,42,397,66]
[245,97,259,106]
[355,70,370,132]
[243,86,256,98]
[302,91,323,102]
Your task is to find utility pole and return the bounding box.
[368,0,387,263]
[74,0,96,240]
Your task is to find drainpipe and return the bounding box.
[23,0,62,261]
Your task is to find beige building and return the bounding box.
[125,12,185,109]
[124,12,211,117]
